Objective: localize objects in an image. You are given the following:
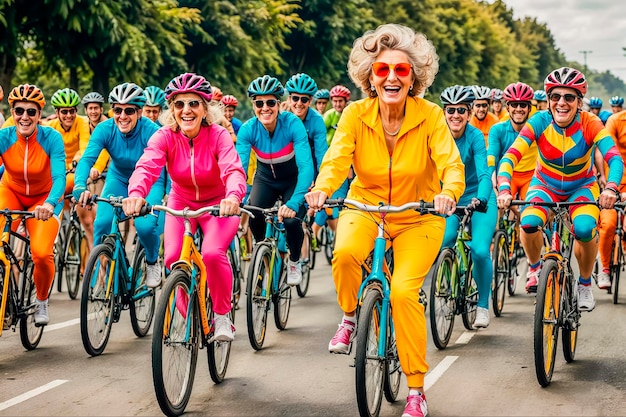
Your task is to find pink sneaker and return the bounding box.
[328,319,355,354]
[402,393,428,417]
[525,267,541,293]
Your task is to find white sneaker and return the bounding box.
[34,298,49,326]
[578,284,595,312]
[146,262,162,288]
[473,306,490,329]
[213,314,235,342]
[597,271,612,290]
[287,259,302,286]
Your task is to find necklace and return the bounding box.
[382,118,404,136]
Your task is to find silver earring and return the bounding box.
[409,85,414,91]
[371,85,375,92]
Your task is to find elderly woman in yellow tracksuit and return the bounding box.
[306,24,464,417]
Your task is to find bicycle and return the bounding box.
[428,205,480,350]
[323,198,436,417]
[319,221,336,265]
[56,196,87,300]
[79,196,155,356]
[298,215,315,297]
[227,231,245,315]
[151,204,249,417]
[243,201,295,351]
[608,204,625,304]
[0,210,42,350]
[518,199,598,387]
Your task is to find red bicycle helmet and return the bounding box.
[544,67,587,97]
[221,95,239,107]
[329,85,351,100]
[503,82,534,102]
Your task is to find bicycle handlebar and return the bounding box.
[323,198,437,214]
[0,209,35,218]
[151,204,253,218]
[510,200,605,208]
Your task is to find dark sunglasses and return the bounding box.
[474,103,489,108]
[371,62,412,78]
[508,102,530,109]
[173,99,201,110]
[59,108,77,115]
[549,93,577,103]
[113,107,138,116]
[13,107,38,117]
[254,99,278,109]
[445,107,468,115]
[290,95,310,104]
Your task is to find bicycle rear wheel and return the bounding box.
[80,243,115,356]
[533,259,560,387]
[612,234,622,304]
[461,262,478,330]
[324,227,335,265]
[246,244,270,350]
[492,230,509,317]
[207,297,232,384]
[152,270,198,417]
[226,247,239,320]
[19,253,43,350]
[428,248,456,350]
[64,224,83,300]
[130,245,155,337]
[297,230,313,298]
[355,288,385,417]
[273,265,291,330]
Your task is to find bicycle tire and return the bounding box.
[80,243,115,356]
[19,254,43,350]
[273,265,291,330]
[533,259,560,387]
[130,245,155,337]
[612,234,622,304]
[428,248,456,350]
[207,297,232,384]
[64,224,83,300]
[355,288,385,417]
[324,227,335,266]
[383,319,401,403]
[152,269,198,417]
[54,235,64,293]
[246,243,271,350]
[561,275,578,363]
[507,227,518,296]
[492,231,509,317]
[297,229,313,297]
[461,261,478,330]
[226,247,239,320]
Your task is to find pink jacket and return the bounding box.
[128,124,247,204]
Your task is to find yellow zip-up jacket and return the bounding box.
[313,96,465,221]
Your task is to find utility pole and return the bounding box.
[580,50,593,70]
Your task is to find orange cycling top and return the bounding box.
[0,126,66,214]
[469,112,499,145]
[604,110,626,187]
[48,116,109,173]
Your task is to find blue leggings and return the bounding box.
[441,197,498,309]
[94,177,164,263]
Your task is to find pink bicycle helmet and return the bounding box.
[503,82,534,102]
[221,95,239,107]
[329,85,351,100]
[544,67,587,97]
[165,73,213,101]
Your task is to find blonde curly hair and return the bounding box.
[348,24,439,98]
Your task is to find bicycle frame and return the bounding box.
[452,210,473,301]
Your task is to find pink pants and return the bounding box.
[164,195,239,315]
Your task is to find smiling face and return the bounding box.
[143,105,162,123]
[369,49,413,108]
[55,107,77,130]
[507,101,531,127]
[444,104,470,139]
[289,94,312,120]
[113,104,141,134]
[224,106,235,122]
[473,100,489,120]
[12,101,41,137]
[172,92,207,139]
[548,87,581,128]
[315,99,328,115]
[492,100,502,114]
[252,94,279,131]
[85,103,103,124]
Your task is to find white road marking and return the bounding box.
[455,331,475,345]
[424,356,458,391]
[45,318,80,332]
[0,379,68,411]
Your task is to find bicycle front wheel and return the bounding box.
[612,233,622,304]
[429,248,456,350]
[19,254,43,350]
[492,230,509,317]
[130,245,155,337]
[80,243,115,356]
[273,264,291,330]
[64,224,83,300]
[152,269,198,417]
[562,275,578,363]
[533,259,560,387]
[246,244,271,350]
[355,288,385,417]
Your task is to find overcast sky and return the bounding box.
[497,0,626,83]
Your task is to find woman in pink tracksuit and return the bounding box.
[123,73,247,341]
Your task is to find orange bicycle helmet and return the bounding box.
[8,84,46,109]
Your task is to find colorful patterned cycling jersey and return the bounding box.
[236,111,314,212]
[488,119,539,175]
[498,111,623,195]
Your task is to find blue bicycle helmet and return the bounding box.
[533,90,547,102]
[247,75,284,99]
[109,83,146,107]
[609,96,624,107]
[314,89,330,100]
[440,85,475,106]
[285,73,318,96]
[589,97,603,109]
[144,86,167,108]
